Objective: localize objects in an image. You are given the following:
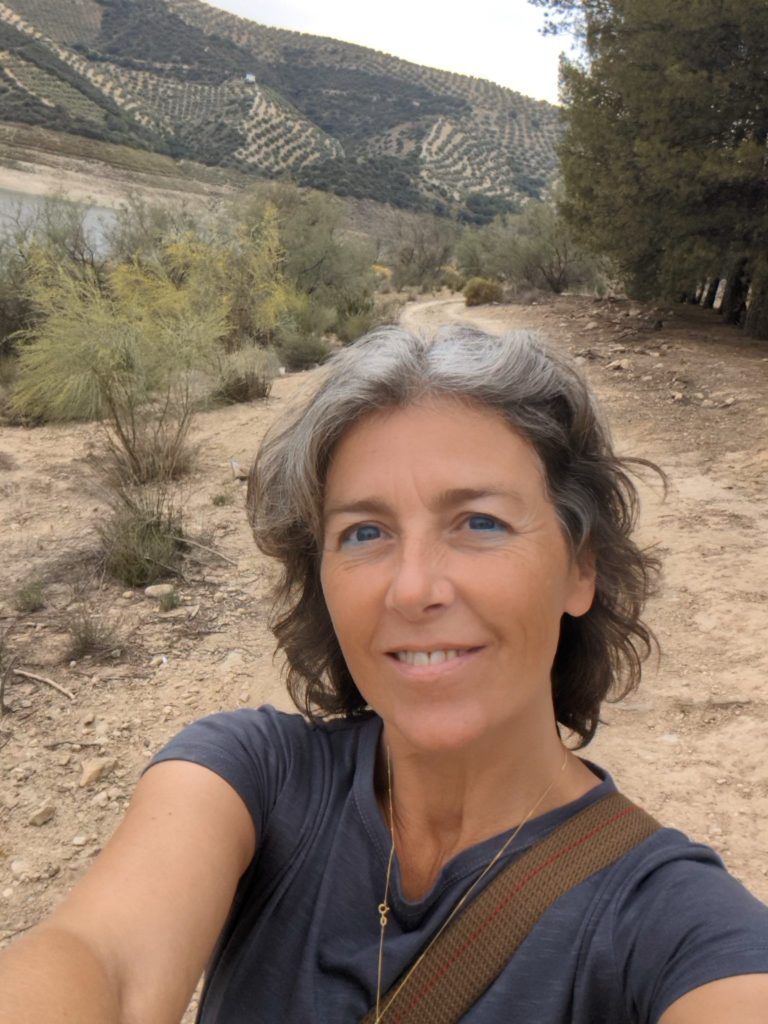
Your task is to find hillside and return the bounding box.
[0,0,562,216]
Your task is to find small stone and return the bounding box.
[606,359,630,371]
[121,590,133,600]
[723,397,735,407]
[144,584,175,600]
[2,887,13,899]
[701,398,715,408]
[82,712,95,726]
[672,392,684,402]
[10,859,30,879]
[213,591,226,603]
[150,654,168,668]
[28,802,56,826]
[55,752,71,767]
[106,786,122,801]
[80,757,117,788]
[72,835,87,847]
[92,791,109,808]
[583,320,599,331]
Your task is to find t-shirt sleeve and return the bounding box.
[146,705,309,842]
[611,835,768,1023]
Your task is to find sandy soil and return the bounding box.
[0,151,232,209]
[1,294,766,1015]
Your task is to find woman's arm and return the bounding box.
[660,975,768,1023]
[0,759,256,1024]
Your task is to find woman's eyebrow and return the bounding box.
[324,497,392,521]
[431,486,527,511]
[324,487,526,522]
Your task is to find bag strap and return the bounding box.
[363,792,660,1024]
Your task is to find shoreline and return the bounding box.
[0,154,232,209]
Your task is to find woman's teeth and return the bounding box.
[395,650,462,666]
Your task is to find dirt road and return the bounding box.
[1,294,766,1010]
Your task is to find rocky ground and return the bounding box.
[1,293,766,1018]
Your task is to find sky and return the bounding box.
[200,1,572,104]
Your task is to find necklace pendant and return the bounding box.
[378,901,390,928]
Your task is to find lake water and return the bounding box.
[0,186,117,252]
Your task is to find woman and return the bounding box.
[0,325,766,1023]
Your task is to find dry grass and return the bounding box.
[98,488,186,588]
[12,577,45,614]
[63,597,120,661]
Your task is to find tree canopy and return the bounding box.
[531,0,768,336]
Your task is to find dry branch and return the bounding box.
[12,669,75,701]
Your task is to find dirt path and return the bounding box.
[1,294,766,1010]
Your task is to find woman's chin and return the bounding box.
[383,709,502,758]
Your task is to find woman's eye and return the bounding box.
[466,514,506,533]
[342,524,382,547]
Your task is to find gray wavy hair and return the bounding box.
[248,324,660,746]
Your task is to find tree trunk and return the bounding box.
[744,273,768,340]
[700,278,720,309]
[720,259,750,324]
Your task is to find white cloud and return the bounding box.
[199,0,571,103]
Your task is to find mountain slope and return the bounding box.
[0,0,562,215]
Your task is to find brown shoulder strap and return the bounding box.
[363,792,660,1024]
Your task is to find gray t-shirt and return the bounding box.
[150,705,768,1023]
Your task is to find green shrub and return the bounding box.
[463,277,503,307]
[13,577,44,614]
[210,347,279,404]
[98,398,198,488]
[275,327,330,372]
[98,489,185,588]
[158,590,181,612]
[0,353,17,389]
[64,599,118,660]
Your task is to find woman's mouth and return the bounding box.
[389,647,482,667]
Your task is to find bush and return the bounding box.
[98,489,185,588]
[463,277,503,306]
[439,266,465,292]
[158,590,181,613]
[275,327,330,372]
[64,598,119,660]
[98,396,198,488]
[210,347,279,404]
[13,577,44,614]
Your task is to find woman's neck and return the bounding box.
[377,720,599,900]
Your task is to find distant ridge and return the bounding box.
[0,0,562,217]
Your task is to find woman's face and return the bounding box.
[320,398,595,755]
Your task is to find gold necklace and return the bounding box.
[374,746,569,1023]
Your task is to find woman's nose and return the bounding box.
[384,540,453,618]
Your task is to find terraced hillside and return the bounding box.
[0,0,562,214]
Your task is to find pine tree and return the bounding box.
[532,0,768,337]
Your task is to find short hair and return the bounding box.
[248,324,660,747]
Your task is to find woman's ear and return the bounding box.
[565,547,596,618]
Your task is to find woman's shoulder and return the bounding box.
[148,705,377,831]
[596,816,768,1023]
[152,704,374,762]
